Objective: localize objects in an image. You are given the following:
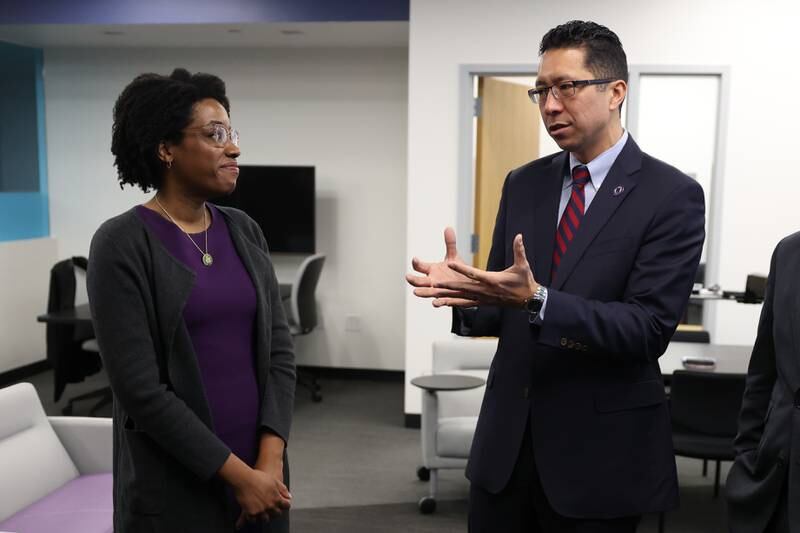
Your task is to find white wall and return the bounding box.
[40,46,408,371]
[404,0,800,414]
[0,238,57,373]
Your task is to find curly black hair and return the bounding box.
[539,21,628,84]
[111,68,231,192]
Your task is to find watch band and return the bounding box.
[523,285,548,318]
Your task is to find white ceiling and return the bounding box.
[0,21,409,48]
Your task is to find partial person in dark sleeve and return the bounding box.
[407,20,705,533]
[726,233,800,533]
[87,68,296,533]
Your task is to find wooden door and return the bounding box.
[473,77,540,268]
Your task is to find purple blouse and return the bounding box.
[136,204,260,467]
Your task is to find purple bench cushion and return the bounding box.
[0,473,112,533]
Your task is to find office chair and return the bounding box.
[416,339,494,514]
[282,254,326,402]
[658,370,746,532]
[46,257,112,416]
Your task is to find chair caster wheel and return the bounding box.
[416,466,431,481]
[419,496,436,514]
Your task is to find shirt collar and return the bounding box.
[563,130,629,190]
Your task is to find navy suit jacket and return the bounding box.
[455,136,705,518]
[726,232,800,532]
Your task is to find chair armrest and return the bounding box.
[48,416,113,475]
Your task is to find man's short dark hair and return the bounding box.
[111,68,230,192]
[539,20,628,83]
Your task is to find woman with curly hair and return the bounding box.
[87,68,295,533]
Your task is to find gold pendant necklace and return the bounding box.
[155,197,213,267]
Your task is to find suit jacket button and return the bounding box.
[560,337,568,347]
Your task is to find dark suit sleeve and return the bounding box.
[452,172,511,337]
[255,229,297,445]
[537,179,705,363]
[733,241,780,455]
[87,228,231,480]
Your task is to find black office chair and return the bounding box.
[283,254,326,402]
[666,324,712,476]
[670,370,745,497]
[46,257,112,415]
[657,370,745,532]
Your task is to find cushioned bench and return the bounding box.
[0,382,113,533]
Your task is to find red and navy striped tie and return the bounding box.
[551,165,591,280]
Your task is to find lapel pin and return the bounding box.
[613,185,625,196]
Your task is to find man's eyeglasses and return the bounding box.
[184,123,240,147]
[528,78,615,104]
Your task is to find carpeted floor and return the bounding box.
[18,369,731,532]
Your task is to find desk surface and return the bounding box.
[690,292,763,304]
[434,337,753,377]
[37,303,92,325]
[660,342,752,376]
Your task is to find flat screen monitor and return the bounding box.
[212,165,315,254]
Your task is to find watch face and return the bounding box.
[526,297,543,314]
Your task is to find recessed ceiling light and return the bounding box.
[280,29,304,36]
[103,30,125,36]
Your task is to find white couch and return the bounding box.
[0,382,113,533]
[417,336,498,513]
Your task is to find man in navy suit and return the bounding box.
[407,20,705,531]
[726,232,800,533]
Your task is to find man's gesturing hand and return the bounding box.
[407,230,540,309]
[406,227,480,307]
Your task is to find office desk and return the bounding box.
[37,303,93,327]
[659,342,752,376]
[37,303,108,415]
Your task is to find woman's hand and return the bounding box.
[233,466,292,529]
[218,453,292,529]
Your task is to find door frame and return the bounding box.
[626,65,730,333]
[457,64,538,267]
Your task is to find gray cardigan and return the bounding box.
[87,205,296,533]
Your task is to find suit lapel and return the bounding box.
[532,152,568,286]
[787,259,800,390]
[551,138,643,290]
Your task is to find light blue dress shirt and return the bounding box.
[537,130,629,322]
[558,129,629,226]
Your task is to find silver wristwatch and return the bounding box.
[522,286,548,320]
